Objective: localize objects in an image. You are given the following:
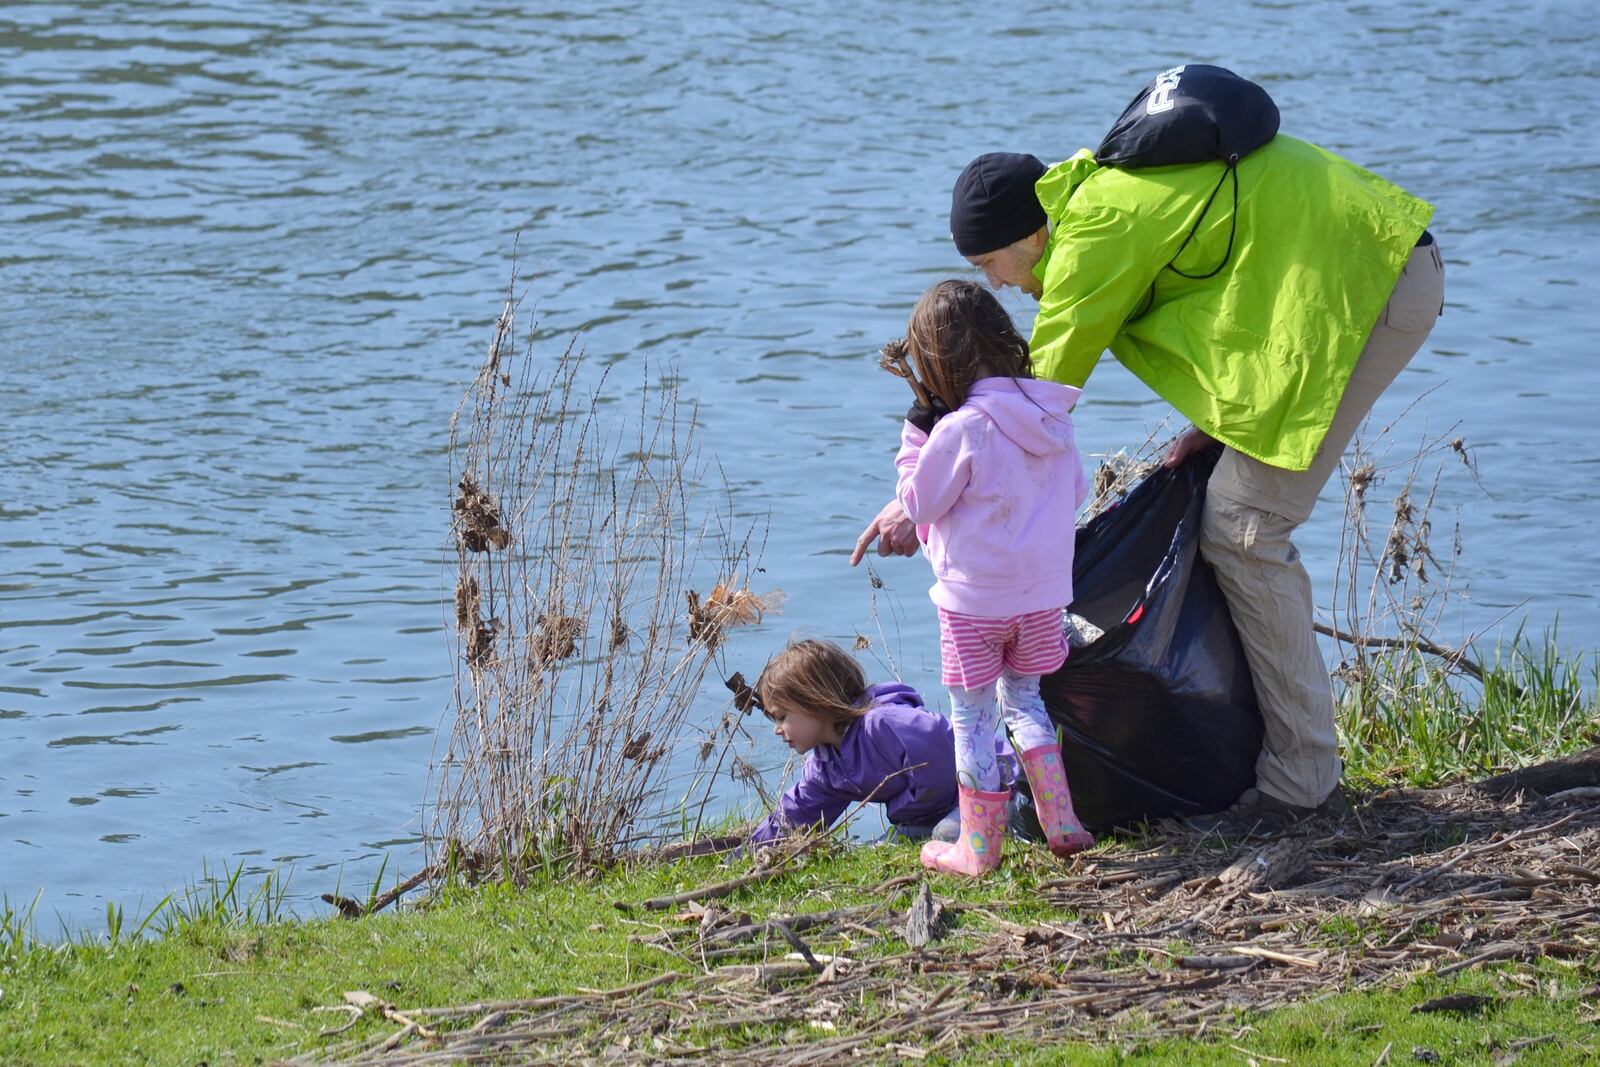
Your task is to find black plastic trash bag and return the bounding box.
[1036,446,1263,831]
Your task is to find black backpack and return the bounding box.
[1096,64,1279,169]
[1094,65,1279,311]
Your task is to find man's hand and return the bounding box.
[1162,426,1217,469]
[851,499,918,565]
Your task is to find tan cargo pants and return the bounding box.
[1200,239,1446,808]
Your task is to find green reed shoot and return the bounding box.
[1338,622,1598,789]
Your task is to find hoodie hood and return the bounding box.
[862,681,925,713]
[894,371,1088,618]
[963,377,1082,458]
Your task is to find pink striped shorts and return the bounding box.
[937,606,1068,689]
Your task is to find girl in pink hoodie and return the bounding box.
[891,279,1094,877]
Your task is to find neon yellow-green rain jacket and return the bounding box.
[1028,135,1432,471]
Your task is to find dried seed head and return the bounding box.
[453,474,511,553]
[877,337,911,375]
[688,579,784,650]
[1349,462,1377,504]
[531,610,583,663]
[467,616,500,668]
[610,610,629,649]
[621,731,652,761]
[455,577,481,630]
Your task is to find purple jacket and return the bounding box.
[748,682,1017,844]
[896,376,1089,617]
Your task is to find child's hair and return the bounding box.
[755,639,870,727]
[906,278,1033,412]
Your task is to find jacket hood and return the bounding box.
[864,680,924,712]
[964,377,1082,457]
[1034,148,1101,217]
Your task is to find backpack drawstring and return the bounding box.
[1126,154,1242,322]
[1168,153,1240,280]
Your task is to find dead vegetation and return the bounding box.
[1325,412,1486,693]
[1081,422,1168,523]
[303,757,1600,1064]
[687,579,785,653]
[426,266,776,876]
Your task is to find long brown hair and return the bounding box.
[905,279,1033,412]
[755,638,869,728]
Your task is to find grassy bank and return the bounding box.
[4,819,1598,1065]
[4,635,1597,1065]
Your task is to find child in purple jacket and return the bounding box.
[747,639,1013,846]
[893,279,1095,878]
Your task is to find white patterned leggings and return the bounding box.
[948,668,1057,792]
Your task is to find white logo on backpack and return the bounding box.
[1146,65,1186,115]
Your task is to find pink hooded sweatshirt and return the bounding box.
[895,376,1089,617]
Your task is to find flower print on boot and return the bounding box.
[920,783,1008,877]
[1020,744,1094,857]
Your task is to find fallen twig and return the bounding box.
[1312,622,1484,682]
[639,867,786,911]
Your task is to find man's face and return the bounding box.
[768,703,840,755]
[966,229,1047,299]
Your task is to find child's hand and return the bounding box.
[905,397,952,434]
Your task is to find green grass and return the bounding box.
[966,964,1599,1064]
[3,842,1597,1065]
[1338,625,1599,790]
[0,844,1033,1065]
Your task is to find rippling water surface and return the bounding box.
[3,1,1597,928]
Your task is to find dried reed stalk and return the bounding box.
[1328,412,1486,702]
[426,269,773,872]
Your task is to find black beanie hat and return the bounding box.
[950,152,1048,257]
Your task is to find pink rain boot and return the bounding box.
[920,784,1008,877]
[1021,744,1095,857]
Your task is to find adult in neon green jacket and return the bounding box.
[855,134,1445,832]
[987,138,1431,470]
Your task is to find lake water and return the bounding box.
[3,0,1597,931]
